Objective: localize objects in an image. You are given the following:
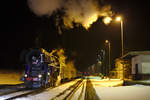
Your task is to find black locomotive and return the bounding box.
[22,49,59,88]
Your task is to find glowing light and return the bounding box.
[116,16,122,22]
[105,40,109,44]
[38,74,42,78]
[24,74,27,77]
[103,17,112,25]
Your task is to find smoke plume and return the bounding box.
[28,0,62,16]
[28,0,112,29]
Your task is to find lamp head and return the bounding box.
[116,16,122,22]
[105,40,109,44]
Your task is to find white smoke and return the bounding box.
[63,0,100,29]
[28,0,62,16]
[28,0,112,29]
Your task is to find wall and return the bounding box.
[114,59,132,79]
[132,55,150,74]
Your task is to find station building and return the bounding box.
[110,51,150,80]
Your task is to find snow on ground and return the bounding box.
[0,70,23,85]
[94,85,150,100]
[89,76,150,100]
[16,79,81,100]
[88,76,123,87]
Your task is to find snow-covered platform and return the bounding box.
[88,76,150,100]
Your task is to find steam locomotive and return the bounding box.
[22,49,60,88]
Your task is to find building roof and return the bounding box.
[121,51,150,59]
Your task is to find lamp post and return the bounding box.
[105,40,111,76]
[116,16,125,80]
[116,16,124,57]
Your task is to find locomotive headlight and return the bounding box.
[47,72,50,75]
[24,74,27,77]
[38,74,42,78]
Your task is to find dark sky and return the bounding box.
[1,0,150,71]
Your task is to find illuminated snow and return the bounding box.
[0,70,23,85]
[89,76,150,100]
[1,76,150,100]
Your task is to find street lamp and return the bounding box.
[103,17,112,25]
[116,16,125,80]
[116,16,124,57]
[105,40,111,76]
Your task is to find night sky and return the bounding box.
[1,0,150,71]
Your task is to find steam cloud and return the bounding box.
[28,0,112,29]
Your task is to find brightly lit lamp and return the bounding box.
[116,16,125,80]
[105,40,111,76]
[103,17,112,25]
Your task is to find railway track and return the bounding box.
[0,78,86,100]
[0,88,38,100]
[0,84,26,96]
[0,84,46,100]
[51,78,86,100]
